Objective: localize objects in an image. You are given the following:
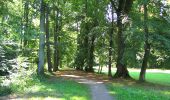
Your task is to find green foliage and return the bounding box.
[0,42,18,75]
[0,85,12,96]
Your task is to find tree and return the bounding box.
[139,1,150,82]
[108,1,114,77]
[110,0,133,78]
[45,3,53,72]
[38,0,46,75]
[53,1,61,71]
[22,0,29,47]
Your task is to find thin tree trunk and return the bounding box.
[53,9,59,72]
[84,0,90,72]
[100,66,103,74]
[139,3,150,82]
[45,3,53,72]
[38,0,45,75]
[23,1,29,47]
[87,35,95,72]
[108,2,114,77]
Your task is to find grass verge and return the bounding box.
[107,80,170,100]
[0,72,91,100]
[130,72,170,86]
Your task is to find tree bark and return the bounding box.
[23,1,29,47]
[53,9,59,72]
[108,2,115,77]
[86,35,95,72]
[113,0,132,78]
[38,0,45,75]
[45,3,53,72]
[139,3,150,82]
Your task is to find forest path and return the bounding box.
[56,70,115,100]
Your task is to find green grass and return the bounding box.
[106,69,170,100]
[130,72,170,86]
[0,73,91,100]
[95,67,170,100]
[95,67,170,86]
[108,81,170,100]
[23,78,90,100]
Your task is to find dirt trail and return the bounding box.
[56,70,115,100]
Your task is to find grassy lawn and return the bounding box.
[130,72,170,86]
[106,68,170,100]
[23,79,90,100]
[95,67,170,86]
[0,73,91,100]
[108,81,170,100]
[94,67,170,99]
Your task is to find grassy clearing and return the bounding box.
[0,73,91,100]
[104,68,170,100]
[130,72,170,86]
[94,67,170,99]
[107,80,170,100]
[22,78,90,100]
[95,67,170,86]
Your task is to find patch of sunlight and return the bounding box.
[168,0,170,4]
[28,97,64,100]
[96,81,103,84]
[70,96,86,100]
[109,91,116,95]
[46,88,53,92]
[28,85,43,92]
[162,91,170,95]
[61,75,81,78]
[32,18,40,27]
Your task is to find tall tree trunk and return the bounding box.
[108,2,115,77]
[114,11,130,78]
[23,1,29,47]
[87,35,95,72]
[45,3,53,72]
[38,0,45,75]
[86,0,99,72]
[53,9,59,71]
[75,34,85,70]
[139,3,150,82]
[58,11,62,68]
[84,0,90,72]
[113,0,131,78]
[74,17,84,70]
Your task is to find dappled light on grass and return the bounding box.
[0,73,91,100]
[17,97,64,100]
[130,72,170,86]
[109,91,116,95]
[22,78,91,100]
[162,91,170,95]
[70,96,87,100]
